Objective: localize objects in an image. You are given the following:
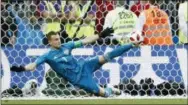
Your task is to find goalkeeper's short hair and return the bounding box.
[46,31,59,40]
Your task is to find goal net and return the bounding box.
[1,0,187,98]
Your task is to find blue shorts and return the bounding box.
[75,56,102,94]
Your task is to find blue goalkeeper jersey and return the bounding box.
[35,41,83,84]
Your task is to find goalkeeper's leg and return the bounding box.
[81,44,139,97]
[98,30,144,64]
[85,43,139,73]
[96,44,135,97]
[99,43,135,64]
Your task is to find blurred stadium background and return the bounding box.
[1,0,188,104]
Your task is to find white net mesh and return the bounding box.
[1,0,187,98]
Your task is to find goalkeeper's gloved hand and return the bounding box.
[10,65,26,72]
[99,27,114,38]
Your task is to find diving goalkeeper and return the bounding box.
[10,28,143,97]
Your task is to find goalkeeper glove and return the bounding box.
[10,65,26,72]
[99,27,114,38]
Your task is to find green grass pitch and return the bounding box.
[1,99,187,105]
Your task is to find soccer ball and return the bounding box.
[128,31,144,44]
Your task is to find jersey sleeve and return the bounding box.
[63,41,83,50]
[35,54,47,66]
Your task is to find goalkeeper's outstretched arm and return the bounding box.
[81,27,114,45]
[81,35,99,45]
[11,54,46,72]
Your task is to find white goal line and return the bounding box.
[2,96,187,100]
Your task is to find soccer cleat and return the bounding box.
[128,31,144,46]
[107,85,121,96]
[111,87,121,96]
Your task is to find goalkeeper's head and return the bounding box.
[46,31,61,49]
